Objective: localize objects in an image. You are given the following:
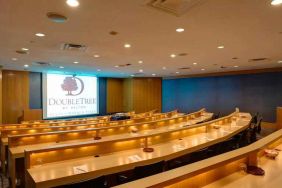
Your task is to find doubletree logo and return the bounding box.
[61,76,84,96]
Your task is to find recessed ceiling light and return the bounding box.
[22,48,29,51]
[271,0,282,5]
[278,60,282,64]
[59,66,64,69]
[176,72,180,74]
[217,46,224,49]
[11,58,18,61]
[201,68,205,71]
[73,61,79,64]
[139,69,143,73]
[176,28,184,32]
[35,33,45,37]
[24,64,29,68]
[94,54,100,58]
[152,73,156,76]
[124,44,131,48]
[234,65,239,68]
[97,69,101,71]
[170,54,176,58]
[193,62,197,65]
[66,0,80,7]
[162,67,166,70]
[138,60,143,64]
[115,65,119,68]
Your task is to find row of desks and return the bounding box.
[24,112,250,188]
[3,109,207,188]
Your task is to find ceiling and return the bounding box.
[0,0,282,77]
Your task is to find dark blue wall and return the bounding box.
[162,72,282,122]
[29,73,107,116]
[29,72,42,109]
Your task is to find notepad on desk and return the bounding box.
[128,155,142,162]
[73,164,89,174]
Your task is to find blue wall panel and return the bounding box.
[162,72,282,122]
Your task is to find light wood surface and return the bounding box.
[8,111,210,188]
[22,109,43,121]
[277,107,282,130]
[114,129,282,188]
[1,110,179,177]
[25,112,250,188]
[107,78,124,113]
[2,70,29,124]
[203,142,282,188]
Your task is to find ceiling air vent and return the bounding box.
[147,0,204,16]
[32,62,52,66]
[61,43,87,52]
[248,58,269,62]
[179,67,190,70]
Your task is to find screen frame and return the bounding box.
[42,73,99,120]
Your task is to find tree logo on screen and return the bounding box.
[61,76,84,96]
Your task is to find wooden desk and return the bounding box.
[1,110,180,175]
[8,111,211,188]
[25,112,251,188]
[113,129,282,188]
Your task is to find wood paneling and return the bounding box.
[106,78,123,113]
[122,78,133,112]
[0,67,2,124]
[2,70,29,123]
[121,78,162,113]
[23,109,42,121]
[132,78,162,113]
[277,107,282,130]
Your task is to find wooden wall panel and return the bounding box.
[132,78,162,113]
[106,78,123,113]
[122,78,133,112]
[2,70,29,123]
[0,68,2,124]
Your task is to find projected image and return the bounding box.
[43,73,98,119]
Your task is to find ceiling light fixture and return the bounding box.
[35,33,45,37]
[193,62,197,65]
[11,58,18,61]
[139,69,143,73]
[73,61,79,64]
[278,60,282,64]
[201,68,205,71]
[124,44,131,48]
[94,54,100,58]
[234,65,239,68]
[176,28,184,32]
[138,60,143,64]
[170,54,176,58]
[66,0,80,7]
[22,48,29,51]
[217,46,224,49]
[176,72,180,74]
[24,64,29,68]
[271,0,282,5]
[162,67,167,70]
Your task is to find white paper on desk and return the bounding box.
[128,155,142,162]
[73,164,89,174]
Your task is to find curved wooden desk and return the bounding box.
[25,112,251,188]
[8,110,210,188]
[1,110,179,176]
[114,129,282,188]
